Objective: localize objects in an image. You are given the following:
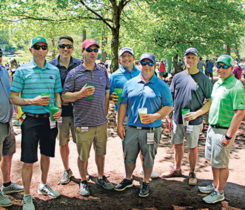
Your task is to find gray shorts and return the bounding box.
[171,121,203,148]
[205,126,234,168]
[123,126,161,168]
[0,122,16,160]
[57,116,76,146]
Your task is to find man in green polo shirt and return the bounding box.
[198,55,245,204]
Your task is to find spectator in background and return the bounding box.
[197,57,205,73]
[232,64,243,80]
[206,59,214,83]
[158,60,166,80]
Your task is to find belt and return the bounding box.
[210,124,229,129]
[25,113,50,118]
[128,126,160,131]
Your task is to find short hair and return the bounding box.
[58,36,74,44]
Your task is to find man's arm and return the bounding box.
[117,103,127,139]
[53,93,62,120]
[105,90,109,116]
[184,98,211,121]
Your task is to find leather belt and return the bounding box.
[25,113,50,118]
[128,126,160,131]
[210,124,229,129]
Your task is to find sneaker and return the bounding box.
[114,179,133,191]
[22,195,35,210]
[160,169,182,178]
[188,172,197,186]
[198,183,215,194]
[0,191,12,207]
[38,184,60,198]
[202,190,225,204]
[96,176,114,190]
[80,181,90,196]
[140,168,159,179]
[61,170,73,185]
[139,182,150,197]
[2,182,24,194]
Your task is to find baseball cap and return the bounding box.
[139,52,156,64]
[216,55,232,66]
[31,36,47,48]
[119,47,134,57]
[184,48,198,56]
[82,39,99,50]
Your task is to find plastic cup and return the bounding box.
[85,84,94,100]
[41,93,51,107]
[114,88,123,103]
[181,108,190,126]
[49,106,60,121]
[138,107,147,124]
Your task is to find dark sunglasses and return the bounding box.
[216,64,230,69]
[32,45,48,50]
[58,44,73,49]
[140,60,154,67]
[85,48,99,53]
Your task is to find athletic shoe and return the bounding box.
[198,183,215,194]
[38,184,60,198]
[202,190,225,203]
[140,168,159,178]
[114,179,133,191]
[2,182,24,194]
[139,182,150,197]
[80,181,90,196]
[22,195,35,210]
[188,172,197,186]
[0,191,12,207]
[61,170,73,185]
[160,169,182,178]
[96,176,114,190]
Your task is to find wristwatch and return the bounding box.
[225,134,232,140]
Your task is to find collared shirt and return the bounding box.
[121,74,173,127]
[110,64,140,111]
[49,56,82,117]
[63,63,110,127]
[209,74,245,127]
[11,59,62,114]
[0,66,13,123]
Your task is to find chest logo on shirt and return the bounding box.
[49,76,54,79]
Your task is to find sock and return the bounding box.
[3,182,11,187]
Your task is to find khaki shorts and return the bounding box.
[205,126,234,168]
[57,116,76,146]
[75,123,107,161]
[171,121,203,148]
[0,122,16,160]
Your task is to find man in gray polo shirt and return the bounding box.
[62,39,113,196]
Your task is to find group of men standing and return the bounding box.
[0,35,244,210]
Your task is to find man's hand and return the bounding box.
[52,108,62,121]
[117,125,125,139]
[32,96,51,106]
[184,112,198,121]
[222,136,231,147]
[111,92,119,103]
[140,114,158,124]
[77,84,95,99]
[165,116,173,131]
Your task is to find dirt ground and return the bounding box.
[1,114,244,210]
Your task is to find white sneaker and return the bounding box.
[2,182,24,194]
[61,170,73,185]
[38,184,60,198]
[140,167,159,178]
[22,195,35,210]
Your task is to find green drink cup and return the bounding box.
[181,108,190,126]
[85,84,94,100]
[41,93,51,107]
[49,106,60,121]
[114,88,123,103]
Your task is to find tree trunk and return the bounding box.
[51,37,56,59]
[82,29,86,41]
[172,54,178,75]
[110,28,119,72]
[101,29,107,63]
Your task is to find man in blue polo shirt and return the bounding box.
[62,39,113,197]
[114,53,173,197]
[10,36,62,210]
[49,36,82,185]
[0,49,24,207]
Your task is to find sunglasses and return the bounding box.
[140,60,154,67]
[216,64,230,69]
[85,48,99,53]
[32,45,48,50]
[58,44,73,49]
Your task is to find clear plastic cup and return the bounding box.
[181,108,190,126]
[138,107,147,124]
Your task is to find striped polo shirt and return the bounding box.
[208,74,245,127]
[63,63,110,127]
[11,59,62,114]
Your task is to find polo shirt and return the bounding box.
[109,65,140,111]
[49,56,82,117]
[11,59,62,114]
[208,74,245,127]
[121,74,173,127]
[63,63,110,127]
[0,66,13,123]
